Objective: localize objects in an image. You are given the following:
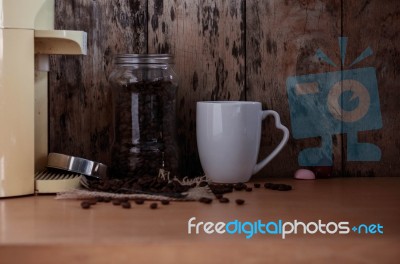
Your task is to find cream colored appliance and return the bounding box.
[0,0,87,197]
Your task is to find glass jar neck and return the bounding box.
[114,54,174,66]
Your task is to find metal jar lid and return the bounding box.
[47,153,108,179]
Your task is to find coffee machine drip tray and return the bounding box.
[35,169,81,194]
[34,153,108,194]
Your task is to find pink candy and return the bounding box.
[294,169,316,180]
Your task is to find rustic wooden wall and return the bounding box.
[50,0,400,177]
[50,0,147,165]
[246,0,342,177]
[147,0,246,176]
[342,0,400,177]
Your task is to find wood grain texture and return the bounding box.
[1,178,400,263]
[49,0,147,165]
[148,0,246,176]
[246,0,342,177]
[342,0,400,177]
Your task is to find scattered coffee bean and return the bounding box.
[254,183,261,188]
[199,197,213,204]
[264,183,273,189]
[245,187,253,192]
[88,200,97,205]
[234,183,246,191]
[277,184,292,191]
[235,199,245,205]
[263,183,293,191]
[271,184,280,190]
[215,194,223,199]
[103,197,112,203]
[134,199,145,205]
[161,200,170,205]
[112,199,122,206]
[234,185,242,191]
[150,203,158,209]
[219,197,230,203]
[198,181,208,187]
[121,201,131,209]
[209,183,233,195]
[96,197,104,202]
[81,201,91,209]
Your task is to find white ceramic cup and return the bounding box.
[196,101,289,183]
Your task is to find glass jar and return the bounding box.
[109,54,179,178]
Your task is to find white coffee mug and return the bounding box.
[196,101,289,183]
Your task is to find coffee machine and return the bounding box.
[0,0,87,197]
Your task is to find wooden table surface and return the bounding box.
[0,178,399,264]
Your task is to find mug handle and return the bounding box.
[252,110,290,174]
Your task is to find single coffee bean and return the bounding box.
[262,182,293,191]
[219,197,230,203]
[150,203,158,209]
[198,181,208,187]
[276,184,285,191]
[254,183,261,188]
[161,200,170,205]
[88,200,97,205]
[215,194,223,199]
[103,197,112,203]
[96,197,104,202]
[277,184,292,191]
[121,201,131,209]
[199,197,213,204]
[285,185,293,191]
[235,199,245,205]
[209,184,233,195]
[135,199,145,205]
[234,183,245,191]
[81,201,91,209]
[112,199,122,206]
[245,187,253,192]
[264,183,273,189]
[271,184,280,190]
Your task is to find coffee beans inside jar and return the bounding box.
[109,54,180,179]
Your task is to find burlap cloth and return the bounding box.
[56,170,214,201]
